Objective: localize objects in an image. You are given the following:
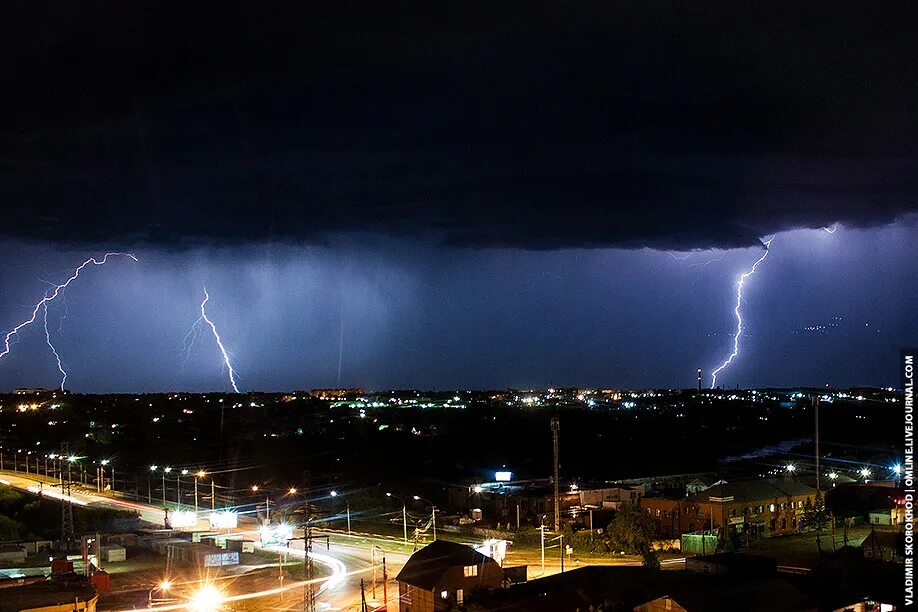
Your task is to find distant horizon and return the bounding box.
[3,384,902,396]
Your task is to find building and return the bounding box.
[459,479,643,528]
[465,565,815,611]
[395,540,504,611]
[641,479,816,539]
[308,388,364,400]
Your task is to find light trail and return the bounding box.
[0,253,137,384]
[822,225,837,233]
[197,288,240,393]
[710,238,774,389]
[115,561,374,612]
[42,302,67,390]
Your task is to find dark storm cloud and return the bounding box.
[1,3,916,250]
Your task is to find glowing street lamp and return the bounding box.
[148,579,172,606]
[386,492,408,544]
[330,490,351,535]
[892,464,902,476]
[188,583,223,612]
[162,467,171,507]
[194,470,207,515]
[859,467,872,480]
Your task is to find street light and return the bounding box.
[413,495,437,541]
[148,580,172,607]
[178,469,189,511]
[330,490,351,535]
[785,463,796,473]
[163,467,172,507]
[194,470,207,515]
[189,583,224,612]
[386,492,408,544]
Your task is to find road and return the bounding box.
[0,470,405,611]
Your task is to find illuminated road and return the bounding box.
[0,470,404,610]
[265,537,406,611]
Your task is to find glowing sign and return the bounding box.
[495,471,513,482]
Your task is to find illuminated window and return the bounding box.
[441,590,449,599]
[457,589,464,605]
[463,565,478,577]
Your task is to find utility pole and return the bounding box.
[539,518,546,575]
[60,444,74,551]
[382,555,388,612]
[814,395,821,494]
[551,417,561,532]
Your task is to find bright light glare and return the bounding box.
[860,467,871,477]
[785,464,796,472]
[158,580,172,591]
[330,490,338,497]
[189,584,223,612]
[893,464,902,475]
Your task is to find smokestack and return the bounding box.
[697,368,702,392]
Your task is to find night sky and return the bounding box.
[0,4,915,392]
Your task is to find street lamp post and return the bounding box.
[413,495,437,541]
[179,470,188,511]
[330,491,351,535]
[148,465,157,504]
[162,467,171,506]
[194,471,206,515]
[100,459,109,492]
[386,493,408,544]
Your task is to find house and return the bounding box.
[395,540,504,611]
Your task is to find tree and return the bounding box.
[804,491,830,554]
[606,507,660,566]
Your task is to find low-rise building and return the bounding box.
[641,479,816,539]
[395,540,504,611]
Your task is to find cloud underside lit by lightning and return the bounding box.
[198,288,240,393]
[710,238,774,389]
[0,252,137,390]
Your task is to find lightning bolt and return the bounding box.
[710,238,774,389]
[197,288,240,393]
[822,225,837,234]
[42,301,67,390]
[0,253,138,386]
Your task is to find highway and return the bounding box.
[0,470,405,611]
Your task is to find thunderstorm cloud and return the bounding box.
[1,3,916,250]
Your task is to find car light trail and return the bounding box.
[116,564,377,612]
[26,485,88,506]
[0,253,137,386]
[710,238,773,388]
